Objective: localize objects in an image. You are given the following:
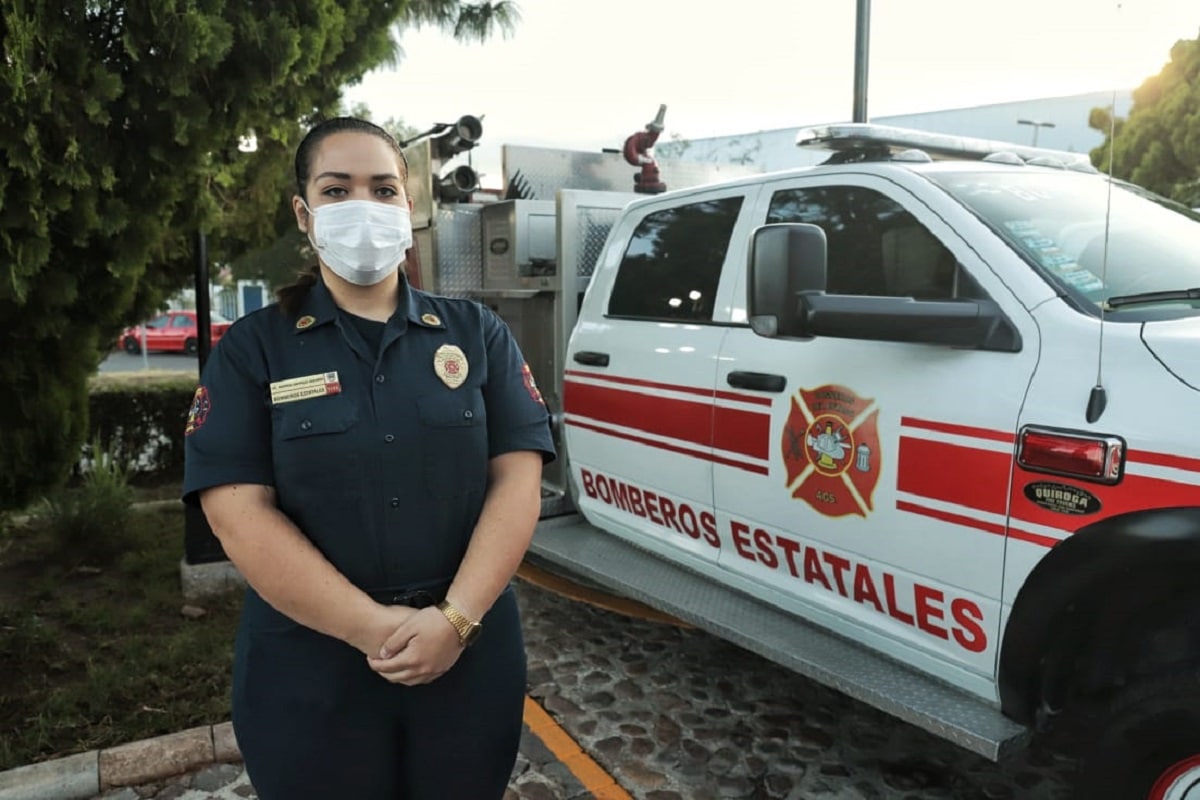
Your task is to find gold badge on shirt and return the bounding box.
[433,345,468,389]
[270,371,342,404]
[421,313,442,326]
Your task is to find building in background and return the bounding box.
[658,90,1135,170]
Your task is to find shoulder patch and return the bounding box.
[522,363,545,405]
[185,386,211,436]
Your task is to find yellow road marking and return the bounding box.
[516,562,692,628]
[516,560,688,796]
[523,696,633,799]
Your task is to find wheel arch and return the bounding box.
[998,506,1200,724]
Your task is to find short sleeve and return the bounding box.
[480,306,557,464]
[181,325,274,506]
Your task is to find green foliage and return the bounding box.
[0,1,519,511]
[88,371,199,485]
[1091,30,1200,206]
[36,436,135,564]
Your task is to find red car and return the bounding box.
[118,310,233,355]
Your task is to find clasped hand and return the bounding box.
[362,604,463,686]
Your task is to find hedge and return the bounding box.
[86,370,198,486]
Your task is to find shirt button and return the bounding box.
[384,434,395,443]
[375,374,385,384]
[389,498,400,508]
[300,420,312,431]
[463,409,473,420]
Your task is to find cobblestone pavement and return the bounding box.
[92,578,1077,799]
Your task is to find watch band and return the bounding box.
[436,600,482,647]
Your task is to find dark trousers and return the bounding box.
[231,587,526,800]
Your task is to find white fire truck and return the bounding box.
[405,115,1200,797]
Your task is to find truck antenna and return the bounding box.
[1086,85,1121,424]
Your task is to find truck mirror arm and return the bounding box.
[756,293,1020,352]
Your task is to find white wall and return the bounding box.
[657,90,1134,171]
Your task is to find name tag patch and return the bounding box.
[270,371,342,405]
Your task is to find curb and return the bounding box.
[0,722,241,800]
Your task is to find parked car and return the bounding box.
[117,310,233,355]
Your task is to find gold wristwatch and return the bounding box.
[436,600,482,647]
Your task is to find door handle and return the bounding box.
[726,371,787,393]
[573,351,610,367]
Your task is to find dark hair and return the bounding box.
[278,117,410,313]
[293,116,409,201]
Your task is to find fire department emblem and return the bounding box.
[781,384,881,518]
[184,386,211,437]
[521,362,544,405]
[433,344,468,389]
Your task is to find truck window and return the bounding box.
[767,187,958,300]
[608,196,744,321]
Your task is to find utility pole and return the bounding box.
[852,0,871,123]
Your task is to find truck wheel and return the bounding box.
[1074,671,1200,799]
[184,338,198,355]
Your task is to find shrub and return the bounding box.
[87,371,197,486]
[38,436,136,564]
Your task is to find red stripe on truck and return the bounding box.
[564,379,771,460]
[897,435,1013,516]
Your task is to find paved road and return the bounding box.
[98,351,200,374]
[91,576,1077,799]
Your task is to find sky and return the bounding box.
[343,0,1200,188]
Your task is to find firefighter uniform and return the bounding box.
[182,276,555,799]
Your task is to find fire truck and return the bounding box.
[404,113,1200,797]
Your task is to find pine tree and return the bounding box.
[0,1,517,510]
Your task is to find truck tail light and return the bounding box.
[1017,427,1124,484]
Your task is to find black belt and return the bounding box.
[367,581,451,609]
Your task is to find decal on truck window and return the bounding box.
[782,385,881,518]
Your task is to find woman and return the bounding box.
[182,116,554,799]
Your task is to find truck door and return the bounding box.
[712,174,1040,693]
[564,185,759,572]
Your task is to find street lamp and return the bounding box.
[185,132,258,567]
[1017,118,1056,147]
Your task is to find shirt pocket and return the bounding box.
[271,392,361,505]
[417,389,488,499]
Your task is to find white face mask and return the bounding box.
[303,199,413,286]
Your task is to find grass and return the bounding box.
[0,496,241,771]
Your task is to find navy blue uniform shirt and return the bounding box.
[182,277,555,592]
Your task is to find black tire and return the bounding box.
[183,337,198,355]
[1074,671,1200,799]
[122,336,141,354]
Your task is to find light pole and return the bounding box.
[1017,118,1056,147]
[184,131,258,567]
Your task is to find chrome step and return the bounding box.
[528,514,1029,761]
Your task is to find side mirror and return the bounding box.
[747,223,828,338]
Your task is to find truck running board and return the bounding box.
[528,514,1029,762]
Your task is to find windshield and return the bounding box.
[928,170,1200,315]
